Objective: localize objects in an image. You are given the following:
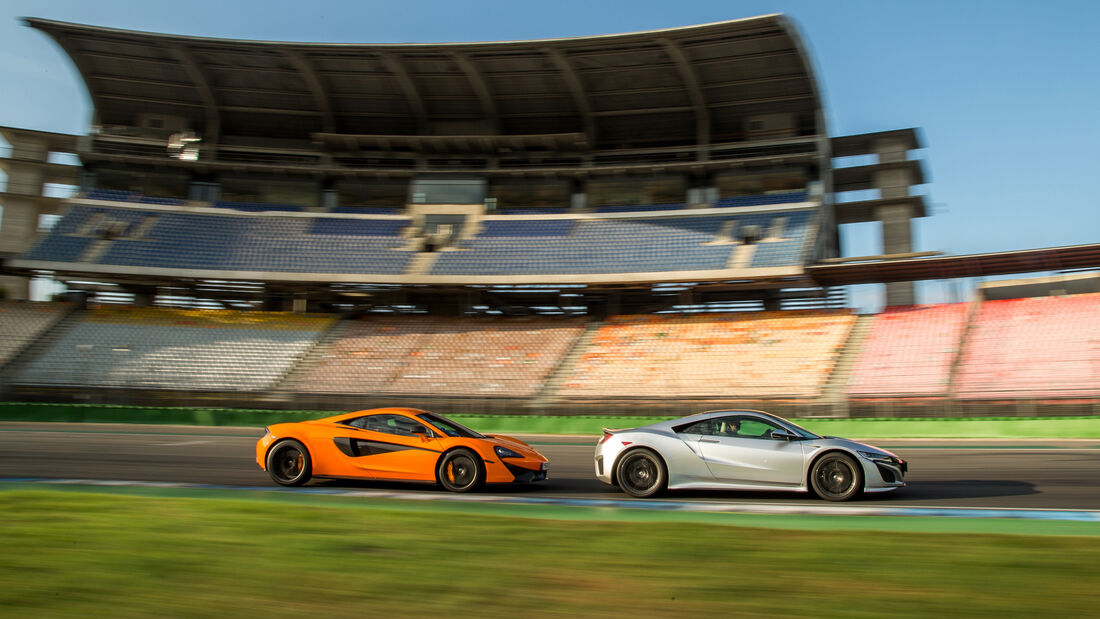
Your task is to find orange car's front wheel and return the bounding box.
[267,439,312,486]
[437,448,484,493]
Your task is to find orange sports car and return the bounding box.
[256,407,548,491]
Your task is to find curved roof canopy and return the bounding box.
[26,15,823,152]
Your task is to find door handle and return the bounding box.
[699,438,720,443]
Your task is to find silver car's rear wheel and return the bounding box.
[810,453,862,501]
[616,449,666,498]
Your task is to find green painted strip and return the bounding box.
[2,401,1100,438]
[3,483,1097,537]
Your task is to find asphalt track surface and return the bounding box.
[3,422,1100,511]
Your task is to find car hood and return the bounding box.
[817,436,898,458]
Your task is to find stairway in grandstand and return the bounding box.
[269,314,347,399]
[943,299,981,398]
[817,314,875,411]
[279,318,358,393]
[405,251,441,275]
[0,304,85,385]
[533,320,603,405]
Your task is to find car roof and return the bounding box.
[321,407,430,423]
[642,409,777,431]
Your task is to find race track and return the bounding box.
[3,422,1099,510]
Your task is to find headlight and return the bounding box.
[494,446,523,459]
[858,450,894,462]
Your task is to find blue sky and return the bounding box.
[1,0,1098,308]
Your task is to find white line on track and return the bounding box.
[5,478,1100,523]
[151,440,214,446]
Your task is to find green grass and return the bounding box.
[2,490,1099,617]
[4,401,1100,438]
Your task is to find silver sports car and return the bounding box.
[594,409,907,501]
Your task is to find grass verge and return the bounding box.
[3,401,1100,437]
[2,489,1099,617]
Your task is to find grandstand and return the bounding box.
[2,14,1099,416]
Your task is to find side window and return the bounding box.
[676,419,716,435]
[347,414,423,437]
[738,417,784,439]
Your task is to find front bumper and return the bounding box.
[862,455,907,490]
[501,460,548,483]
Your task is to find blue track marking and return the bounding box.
[4,477,1100,523]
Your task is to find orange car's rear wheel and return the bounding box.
[267,439,312,486]
[437,448,483,493]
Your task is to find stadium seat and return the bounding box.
[847,303,969,397]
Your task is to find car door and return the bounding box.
[692,415,805,486]
[332,413,443,482]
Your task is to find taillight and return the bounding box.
[598,431,613,446]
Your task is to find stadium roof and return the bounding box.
[808,243,1100,286]
[25,15,823,152]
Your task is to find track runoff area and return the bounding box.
[2,414,1100,537]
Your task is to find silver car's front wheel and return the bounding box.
[810,453,862,501]
[616,449,666,498]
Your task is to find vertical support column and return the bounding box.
[761,290,782,311]
[877,203,915,306]
[687,172,716,206]
[569,177,587,211]
[873,134,918,306]
[0,133,50,299]
[321,177,338,210]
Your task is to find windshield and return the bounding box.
[766,413,821,439]
[417,412,485,439]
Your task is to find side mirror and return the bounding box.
[411,425,431,439]
[770,429,798,441]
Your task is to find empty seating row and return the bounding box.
[847,303,969,397]
[431,210,815,275]
[297,316,587,397]
[952,294,1100,399]
[9,308,336,391]
[22,205,417,275]
[558,311,854,399]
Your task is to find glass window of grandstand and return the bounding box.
[486,178,571,211]
[335,179,408,210]
[409,178,486,205]
[714,167,808,200]
[92,167,190,200]
[220,175,319,208]
[586,175,686,209]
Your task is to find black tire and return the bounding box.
[810,452,862,501]
[616,448,666,498]
[437,448,484,493]
[266,439,312,486]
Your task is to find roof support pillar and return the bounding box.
[281,49,336,134]
[167,44,221,155]
[450,51,499,134]
[659,38,710,161]
[379,52,429,135]
[543,47,596,150]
